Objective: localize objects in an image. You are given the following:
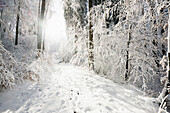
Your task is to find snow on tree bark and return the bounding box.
[125,24,132,81]
[37,0,46,54]
[15,0,20,45]
[158,7,170,105]
[88,0,94,70]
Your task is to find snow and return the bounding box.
[0,62,158,113]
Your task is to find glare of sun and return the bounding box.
[46,17,59,39]
[45,0,66,53]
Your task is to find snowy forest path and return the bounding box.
[0,63,158,113]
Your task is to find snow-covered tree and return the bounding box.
[62,0,169,96]
[0,0,47,90]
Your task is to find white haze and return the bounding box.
[45,0,67,53]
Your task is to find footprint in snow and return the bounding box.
[105,106,113,111]
[98,103,102,106]
[84,107,91,112]
[56,92,60,96]
[109,99,114,102]
[61,100,65,106]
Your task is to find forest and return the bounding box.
[0,0,170,113]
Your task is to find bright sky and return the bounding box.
[45,0,67,53]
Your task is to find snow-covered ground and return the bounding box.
[0,63,158,113]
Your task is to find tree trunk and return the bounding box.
[157,7,170,104]
[88,0,94,70]
[0,11,2,28]
[125,24,132,81]
[37,0,46,53]
[15,1,20,45]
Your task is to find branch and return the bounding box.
[0,19,13,41]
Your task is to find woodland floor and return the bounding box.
[0,63,158,113]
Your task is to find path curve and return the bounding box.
[0,63,158,113]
